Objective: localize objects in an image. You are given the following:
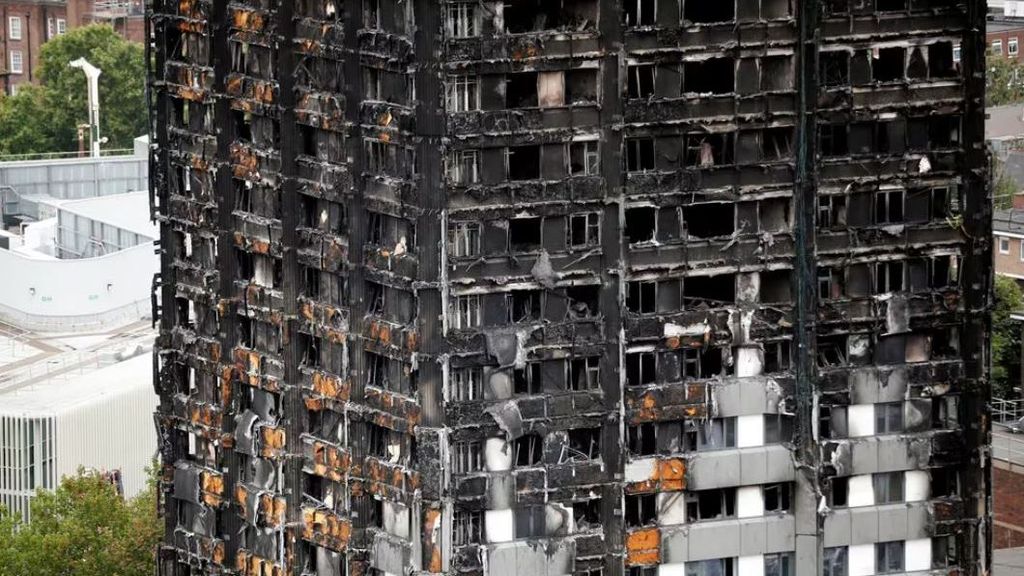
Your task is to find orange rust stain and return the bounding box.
[270,496,287,526]
[626,527,660,565]
[424,508,443,572]
[656,459,686,492]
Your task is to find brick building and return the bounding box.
[67,0,145,43]
[150,2,992,576]
[994,197,1024,280]
[0,0,68,94]
[989,20,1024,61]
[0,0,144,95]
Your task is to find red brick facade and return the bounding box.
[994,465,1024,549]
[0,0,143,95]
[0,1,67,94]
[989,26,1024,62]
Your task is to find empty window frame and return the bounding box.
[626,280,656,314]
[514,434,543,466]
[697,418,736,451]
[828,476,849,508]
[625,0,655,27]
[627,64,656,98]
[624,207,657,243]
[684,0,734,23]
[573,498,602,529]
[364,0,380,28]
[684,133,735,168]
[684,275,735,305]
[568,141,600,176]
[764,414,794,444]
[365,351,390,389]
[448,221,481,257]
[819,123,849,156]
[763,483,792,513]
[566,68,599,104]
[567,428,601,461]
[873,47,906,82]
[507,290,543,323]
[568,356,601,391]
[514,363,542,395]
[506,72,540,108]
[876,541,905,574]
[875,261,905,294]
[763,341,792,374]
[683,59,735,94]
[508,217,542,251]
[453,510,483,545]
[452,366,483,401]
[682,347,723,379]
[683,202,735,238]
[761,128,794,161]
[628,423,657,456]
[625,351,657,386]
[452,295,481,329]
[625,493,656,526]
[820,51,850,87]
[764,553,794,576]
[817,195,847,228]
[568,212,601,248]
[687,559,736,576]
[875,189,905,224]
[566,285,600,319]
[818,267,845,300]
[873,472,905,504]
[626,138,656,172]
[875,402,904,434]
[506,146,541,180]
[453,440,483,473]
[446,75,479,112]
[445,1,478,38]
[685,489,736,522]
[447,149,480,184]
[817,335,847,368]
[823,547,847,576]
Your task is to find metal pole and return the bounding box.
[69,58,102,158]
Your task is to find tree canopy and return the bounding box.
[0,25,146,156]
[993,276,1024,399]
[0,467,162,576]
[988,54,1024,108]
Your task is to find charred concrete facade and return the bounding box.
[149,1,992,576]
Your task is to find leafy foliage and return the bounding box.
[0,25,145,156]
[988,54,1024,107]
[993,276,1024,399]
[994,155,1020,211]
[0,466,162,576]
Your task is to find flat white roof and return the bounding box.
[0,352,151,415]
[0,320,156,414]
[58,191,156,240]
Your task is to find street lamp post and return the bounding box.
[69,58,102,158]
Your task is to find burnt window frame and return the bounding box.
[448,221,482,258]
[451,366,483,402]
[568,356,601,391]
[568,212,601,248]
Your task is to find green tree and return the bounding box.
[0,466,163,576]
[993,154,1021,210]
[993,276,1024,399]
[988,53,1024,107]
[0,24,145,157]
